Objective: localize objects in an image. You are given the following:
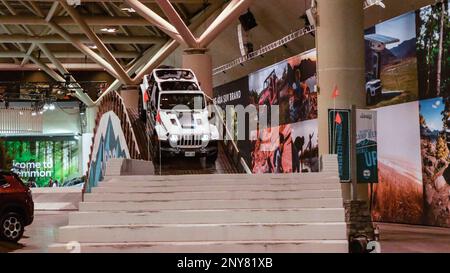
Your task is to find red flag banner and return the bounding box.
[335,112,342,125]
[332,85,340,99]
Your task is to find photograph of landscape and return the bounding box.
[372,102,424,224]
[420,97,450,227]
[365,12,419,107]
[417,0,450,99]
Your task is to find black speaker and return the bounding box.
[239,10,257,32]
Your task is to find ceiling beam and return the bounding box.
[124,0,185,44]
[156,0,198,48]
[0,63,105,71]
[198,0,254,48]
[0,34,165,44]
[37,43,94,106]
[25,0,214,3]
[98,0,224,102]
[0,15,160,26]
[21,2,59,66]
[27,0,45,17]
[59,0,132,84]
[0,51,141,58]
[48,21,124,82]
[28,55,65,82]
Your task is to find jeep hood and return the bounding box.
[159,110,210,135]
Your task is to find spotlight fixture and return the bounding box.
[43,104,49,111]
[239,9,258,32]
[31,111,37,116]
[49,103,56,111]
[100,27,117,33]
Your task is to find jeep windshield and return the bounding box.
[156,70,195,80]
[160,93,205,110]
[160,81,199,91]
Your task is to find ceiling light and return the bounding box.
[100,27,117,33]
[121,7,136,13]
[87,44,98,49]
[43,104,49,111]
[31,111,37,116]
[49,103,56,111]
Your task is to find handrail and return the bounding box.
[205,94,252,174]
[83,90,141,196]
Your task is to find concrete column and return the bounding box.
[81,106,98,175]
[119,86,140,110]
[86,106,98,134]
[316,0,367,201]
[182,48,213,98]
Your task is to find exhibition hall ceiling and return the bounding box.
[0,0,437,82]
[0,0,217,69]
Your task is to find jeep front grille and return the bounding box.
[177,135,202,147]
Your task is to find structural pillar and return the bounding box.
[182,48,213,98]
[120,85,140,110]
[316,0,368,201]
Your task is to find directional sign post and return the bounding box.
[328,109,351,183]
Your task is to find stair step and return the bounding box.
[68,208,346,225]
[48,240,348,253]
[84,189,342,202]
[102,173,339,183]
[92,183,341,193]
[99,178,339,187]
[79,198,344,212]
[58,222,347,243]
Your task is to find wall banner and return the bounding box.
[328,109,351,182]
[356,110,378,183]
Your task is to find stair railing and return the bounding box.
[83,90,141,196]
[206,95,252,174]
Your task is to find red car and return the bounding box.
[0,170,34,243]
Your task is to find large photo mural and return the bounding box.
[420,97,450,227]
[248,49,317,125]
[214,49,319,175]
[372,102,423,225]
[213,0,450,228]
[364,12,419,107]
[417,1,450,99]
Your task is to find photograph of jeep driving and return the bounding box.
[0,0,450,264]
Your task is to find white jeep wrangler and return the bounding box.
[139,68,219,164]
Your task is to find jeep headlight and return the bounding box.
[201,134,210,142]
[169,134,179,145]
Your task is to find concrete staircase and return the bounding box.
[49,155,348,253]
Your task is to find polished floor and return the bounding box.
[0,211,68,253]
[375,222,450,253]
[1,212,450,253]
